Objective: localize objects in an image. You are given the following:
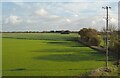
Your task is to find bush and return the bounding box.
[89,36,101,46]
[79,28,100,46]
[114,40,120,62]
[114,40,120,52]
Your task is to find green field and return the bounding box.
[2,33,111,76]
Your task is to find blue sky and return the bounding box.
[1,0,119,31]
[1,0,120,2]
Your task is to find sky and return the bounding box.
[1,0,119,32]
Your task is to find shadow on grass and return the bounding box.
[31,48,95,53]
[33,52,105,62]
[31,41,94,53]
[7,68,93,72]
[10,68,26,71]
[47,41,85,47]
[3,36,78,41]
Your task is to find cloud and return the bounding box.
[2,0,119,2]
[66,18,71,23]
[49,15,60,19]
[74,14,79,17]
[2,0,24,2]
[110,17,118,25]
[2,2,118,32]
[13,2,24,6]
[35,8,48,16]
[5,15,22,24]
[13,2,31,9]
[92,21,96,26]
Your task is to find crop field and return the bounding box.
[2,33,112,76]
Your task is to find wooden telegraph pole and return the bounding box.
[102,6,111,71]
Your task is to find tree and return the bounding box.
[90,36,101,46]
[78,28,88,41]
[79,28,100,46]
[101,24,117,48]
[101,25,119,66]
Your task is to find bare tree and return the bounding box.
[101,24,117,48]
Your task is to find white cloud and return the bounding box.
[5,15,22,24]
[35,8,48,16]
[25,19,36,23]
[66,18,71,23]
[74,14,79,17]
[110,18,118,25]
[49,15,60,19]
[2,2,118,32]
[92,21,96,26]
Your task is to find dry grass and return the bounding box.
[86,66,118,76]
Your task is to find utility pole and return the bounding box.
[102,6,111,71]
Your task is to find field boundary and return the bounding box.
[78,39,105,52]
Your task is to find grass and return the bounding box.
[2,33,78,41]
[0,33,2,76]
[2,33,113,76]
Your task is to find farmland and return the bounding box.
[2,33,113,76]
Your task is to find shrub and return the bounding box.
[79,28,100,46]
[114,40,120,60]
[89,36,101,46]
[114,40,120,52]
